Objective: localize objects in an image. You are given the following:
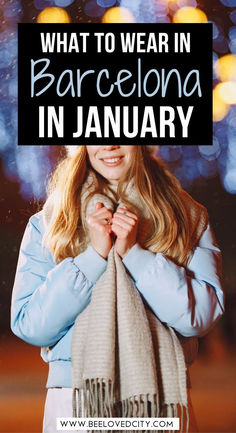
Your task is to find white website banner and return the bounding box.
[57,417,179,431]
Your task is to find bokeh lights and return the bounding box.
[37,6,71,22]
[102,6,135,23]
[0,0,236,198]
[173,6,208,23]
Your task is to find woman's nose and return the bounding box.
[102,145,120,150]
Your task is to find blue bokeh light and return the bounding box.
[159,146,182,162]
[229,38,236,53]
[211,22,220,40]
[224,169,236,193]
[230,9,236,24]
[34,0,54,10]
[177,0,197,7]
[14,146,52,200]
[0,119,11,151]
[120,0,169,23]
[228,140,236,161]
[84,1,106,17]
[198,137,221,161]
[96,0,116,8]
[214,120,229,147]
[226,106,236,129]
[8,77,17,99]
[0,31,18,69]
[55,0,75,6]
[213,52,219,79]
[197,158,219,178]
[0,48,13,69]
[219,0,236,6]
[2,0,23,20]
[229,26,236,40]
[229,26,236,53]
[174,159,200,189]
[213,34,229,53]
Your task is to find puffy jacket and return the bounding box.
[11,211,225,388]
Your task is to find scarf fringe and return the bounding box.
[73,380,189,433]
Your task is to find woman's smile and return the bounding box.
[99,155,124,166]
[86,146,135,183]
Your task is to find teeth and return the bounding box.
[103,157,121,163]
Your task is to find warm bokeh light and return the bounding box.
[217,81,236,104]
[213,85,230,121]
[102,6,135,23]
[37,7,71,23]
[214,54,236,81]
[173,6,207,23]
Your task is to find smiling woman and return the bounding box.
[10,145,224,433]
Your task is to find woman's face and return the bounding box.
[86,145,136,184]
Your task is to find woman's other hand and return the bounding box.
[112,206,138,258]
[86,202,113,259]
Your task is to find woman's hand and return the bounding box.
[86,202,113,259]
[112,206,138,258]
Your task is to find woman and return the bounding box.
[11,145,224,433]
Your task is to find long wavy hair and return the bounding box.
[44,146,192,265]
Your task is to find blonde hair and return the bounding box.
[44,146,191,264]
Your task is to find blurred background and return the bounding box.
[0,0,236,432]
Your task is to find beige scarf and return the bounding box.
[70,171,208,432]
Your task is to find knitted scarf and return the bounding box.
[45,170,208,432]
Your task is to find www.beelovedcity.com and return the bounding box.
[57,417,179,430]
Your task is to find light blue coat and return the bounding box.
[11,211,225,388]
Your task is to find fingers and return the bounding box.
[112,208,138,240]
[113,207,138,227]
[112,213,137,227]
[112,219,135,239]
[86,203,113,231]
[94,202,110,218]
[87,216,112,232]
[111,223,127,239]
[112,214,135,230]
[115,206,138,221]
[87,204,112,220]
[88,219,112,236]
[87,204,137,239]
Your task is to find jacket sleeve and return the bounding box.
[123,223,225,337]
[10,212,107,347]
